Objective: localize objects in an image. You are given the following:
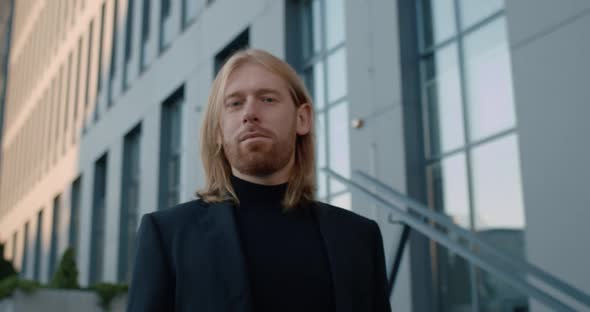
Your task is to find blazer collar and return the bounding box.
[203,200,352,312]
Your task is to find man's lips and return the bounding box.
[240,132,270,142]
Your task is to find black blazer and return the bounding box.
[126,199,392,312]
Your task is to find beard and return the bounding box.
[223,128,295,177]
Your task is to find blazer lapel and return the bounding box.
[313,203,354,312]
[202,200,252,312]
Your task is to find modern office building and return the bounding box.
[0,0,588,311]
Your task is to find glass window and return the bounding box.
[69,176,82,258]
[459,0,503,30]
[464,17,515,141]
[89,153,108,285]
[140,0,151,71]
[85,21,94,110]
[183,0,200,27]
[301,0,322,59]
[423,43,465,156]
[426,153,470,228]
[304,61,325,110]
[330,192,351,210]
[420,0,456,47]
[97,3,106,92]
[472,134,525,231]
[316,113,327,199]
[33,210,43,281]
[123,0,134,90]
[160,0,173,51]
[108,0,119,106]
[328,102,350,194]
[159,87,184,210]
[326,48,347,103]
[325,0,345,50]
[21,222,29,278]
[297,0,349,206]
[119,124,142,283]
[48,195,61,281]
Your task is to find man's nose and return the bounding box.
[241,97,259,124]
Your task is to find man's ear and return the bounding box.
[296,103,312,135]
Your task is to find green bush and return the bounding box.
[0,243,17,281]
[91,282,128,311]
[0,275,41,300]
[0,275,18,299]
[50,247,80,289]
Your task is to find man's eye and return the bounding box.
[262,97,276,103]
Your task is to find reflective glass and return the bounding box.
[316,113,327,198]
[328,102,350,194]
[327,48,347,103]
[314,62,326,109]
[421,0,456,47]
[325,0,345,49]
[183,0,200,25]
[459,0,504,30]
[426,153,470,228]
[423,43,465,156]
[472,134,525,231]
[432,242,473,312]
[330,192,351,210]
[464,17,515,141]
[301,0,323,59]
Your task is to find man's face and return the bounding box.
[220,63,310,178]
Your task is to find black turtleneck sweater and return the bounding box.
[231,175,335,312]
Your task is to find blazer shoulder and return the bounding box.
[145,198,210,231]
[314,201,378,229]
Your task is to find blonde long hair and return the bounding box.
[196,49,316,210]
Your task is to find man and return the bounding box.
[127,49,391,312]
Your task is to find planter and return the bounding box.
[0,288,127,312]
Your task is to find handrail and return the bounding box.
[354,170,590,308]
[322,168,590,311]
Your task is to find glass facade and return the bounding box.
[298,0,350,209]
[417,0,526,311]
[140,0,151,72]
[69,176,82,258]
[119,124,142,282]
[33,210,43,281]
[158,88,183,210]
[89,153,108,285]
[48,194,61,281]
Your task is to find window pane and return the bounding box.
[316,113,327,198]
[313,61,325,109]
[432,242,474,311]
[328,102,350,193]
[423,43,465,156]
[325,0,345,49]
[420,0,456,48]
[472,134,525,231]
[302,0,323,58]
[464,17,515,141]
[183,0,200,25]
[327,48,347,103]
[329,192,351,210]
[426,153,470,228]
[459,0,504,30]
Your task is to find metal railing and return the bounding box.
[322,168,590,312]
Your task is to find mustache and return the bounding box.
[238,125,274,142]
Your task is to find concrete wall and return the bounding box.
[505,1,590,310]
